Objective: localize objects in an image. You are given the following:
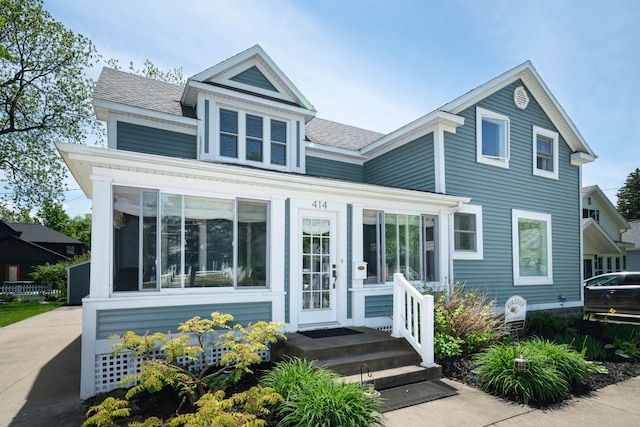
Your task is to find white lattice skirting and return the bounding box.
[94,346,270,395]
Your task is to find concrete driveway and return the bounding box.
[0,306,84,427]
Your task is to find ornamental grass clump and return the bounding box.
[474,338,589,405]
[431,283,505,358]
[260,357,383,427]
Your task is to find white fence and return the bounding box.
[391,272,435,368]
[1,282,60,302]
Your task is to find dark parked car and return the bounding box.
[583,272,640,315]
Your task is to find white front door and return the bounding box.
[298,211,337,325]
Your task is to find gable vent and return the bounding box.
[513,86,529,110]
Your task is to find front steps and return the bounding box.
[271,327,442,390]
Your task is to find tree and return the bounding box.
[38,201,91,247]
[0,0,99,211]
[617,168,640,220]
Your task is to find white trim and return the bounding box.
[108,114,198,136]
[452,204,484,260]
[512,209,553,286]
[476,107,510,169]
[433,124,447,193]
[532,125,559,180]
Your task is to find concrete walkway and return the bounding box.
[0,306,84,427]
[2,306,640,426]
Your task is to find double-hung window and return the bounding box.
[218,108,288,168]
[512,209,553,285]
[477,107,510,168]
[532,126,559,179]
[453,204,483,260]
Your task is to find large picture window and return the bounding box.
[512,209,553,285]
[113,186,268,292]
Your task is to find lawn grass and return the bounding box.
[0,301,65,327]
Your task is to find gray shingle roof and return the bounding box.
[7,223,83,245]
[94,68,196,118]
[306,117,384,151]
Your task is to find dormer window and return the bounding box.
[216,106,289,169]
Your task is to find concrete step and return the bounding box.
[343,365,443,390]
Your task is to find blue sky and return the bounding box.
[46,0,640,217]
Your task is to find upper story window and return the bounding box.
[218,107,288,168]
[583,208,600,223]
[532,126,559,179]
[476,107,510,168]
[453,204,484,260]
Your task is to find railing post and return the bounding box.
[420,292,435,367]
[391,273,402,338]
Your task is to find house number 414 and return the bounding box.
[312,200,328,209]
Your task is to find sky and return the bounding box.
[44,0,640,217]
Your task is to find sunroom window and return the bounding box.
[113,186,268,292]
[362,210,430,284]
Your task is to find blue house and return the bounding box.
[58,45,596,398]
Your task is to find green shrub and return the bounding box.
[526,310,575,335]
[474,338,588,405]
[432,283,504,358]
[277,377,383,427]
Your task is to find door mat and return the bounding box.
[379,380,457,412]
[298,327,363,339]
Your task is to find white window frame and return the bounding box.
[476,107,510,168]
[512,209,553,286]
[452,204,483,260]
[215,103,291,172]
[532,126,559,180]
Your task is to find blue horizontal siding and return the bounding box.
[364,133,435,192]
[96,301,272,339]
[365,294,393,318]
[230,66,277,92]
[305,156,364,182]
[117,121,197,159]
[446,80,581,306]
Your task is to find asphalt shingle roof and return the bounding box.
[7,223,83,245]
[93,68,196,118]
[305,117,384,151]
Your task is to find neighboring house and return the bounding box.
[56,45,596,398]
[0,221,87,283]
[582,186,632,278]
[622,219,640,270]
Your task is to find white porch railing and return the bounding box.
[391,272,435,368]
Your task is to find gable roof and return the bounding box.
[440,61,596,162]
[582,185,629,230]
[181,45,315,116]
[6,222,83,245]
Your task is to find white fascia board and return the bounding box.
[442,61,596,159]
[360,110,464,158]
[92,99,199,129]
[188,81,316,119]
[56,143,470,209]
[305,146,365,165]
